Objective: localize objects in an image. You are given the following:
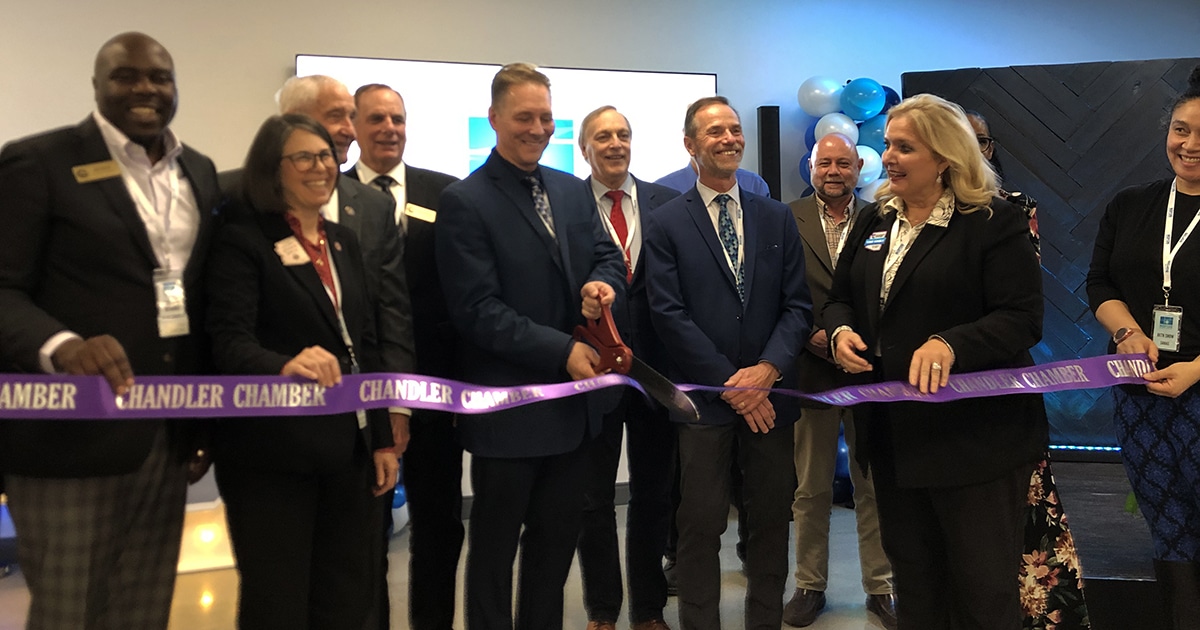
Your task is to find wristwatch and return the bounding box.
[1112,327,1135,344]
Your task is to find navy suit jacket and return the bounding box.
[0,117,222,477]
[643,185,812,426]
[436,150,626,457]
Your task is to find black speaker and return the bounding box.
[757,105,781,201]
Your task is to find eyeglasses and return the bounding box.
[281,150,336,172]
[977,136,995,150]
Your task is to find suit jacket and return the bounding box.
[823,198,1048,488]
[204,210,391,472]
[0,117,222,477]
[643,186,813,427]
[220,169,415,374]
[790,194,869,396]
[347,164,460,379]
[435,150,626,458]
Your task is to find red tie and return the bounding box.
[606,190,632,283]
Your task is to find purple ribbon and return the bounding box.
[0,354,1155,421]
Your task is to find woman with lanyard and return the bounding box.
[205,114,397,629]
[1087,65,1200,628]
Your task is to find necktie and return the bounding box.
[716,193,744,301]
[369,174,403,235]
[523,175,556,239]
[605,190,632,283]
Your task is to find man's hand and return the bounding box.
[721,363,778,415]
[372,450,400,497]
[52,335,134,395]
[580,281,616,320]
[832,330,872,374]
[740,398,776,433]
[280,346,342,387]
[566,341,602,380]
[390,412,411,457]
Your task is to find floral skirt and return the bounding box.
[1020,457,1090,629]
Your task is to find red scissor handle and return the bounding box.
[572,303,633,375]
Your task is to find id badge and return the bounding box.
[154,268,190,338]
[1151,305,1183,352]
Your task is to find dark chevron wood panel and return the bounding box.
[903,57,1200,446]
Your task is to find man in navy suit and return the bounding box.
[573,106,678,630]
[643,96,812,630]
[0,32,221,629]
[436,63,626,630]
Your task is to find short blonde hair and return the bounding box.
[491,62,550,108]
[875,94,997,213]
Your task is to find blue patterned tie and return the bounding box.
[716,193,744,301]
[523,175,556,240]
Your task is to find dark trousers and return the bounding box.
[675,421,795,630]
[377,410,465,630]
[873,461,1031,630]
[577,391,676,623]
[216,453,377,630]
[466,445,588,630]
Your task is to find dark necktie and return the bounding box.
[605,190,632,283]
[372,175,404,236]
[523,175,556,240]
[716,193,744,301]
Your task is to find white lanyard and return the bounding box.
[598,195,637,261]
[819,204,855,264]
[1162,179,1200,305]
[119,161,180,271]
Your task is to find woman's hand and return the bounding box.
[909,338,954,394]
[1143,358,1200,398]
[1117,330,1159,364]
[280,345,342,387]
[833,329,872,374]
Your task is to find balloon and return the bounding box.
[815,113,859,145]
[881,85,901,114]
[840,78,886,121]
[797,76,844,117]
[803,116,819,150]
[857,145,882,185]
[858,114,887,154]
[799,151,813,186]
[858,177,886,202]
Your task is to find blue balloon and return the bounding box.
[803,116,819,150]
[840,77,886,121]
[858,114,887,154]
[835,429,851,479]
[882,85,901,114]
[799,151,812,186]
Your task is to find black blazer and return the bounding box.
[435,150,626,458]
[204,210,391,473]
[823,197,1048,487]
[346,163,461,379]
[0,117,222,477]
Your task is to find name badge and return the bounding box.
[404,203,437,224]
[72,160,122,184]
[1152,305,1183,352]
[864,231,887,252]
[274,236,311,266]
[154,268,190,338]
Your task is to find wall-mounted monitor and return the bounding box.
[295,54,717,181]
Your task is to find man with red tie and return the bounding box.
[574,106,679,630]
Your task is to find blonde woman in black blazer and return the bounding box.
[825,94,1047,630]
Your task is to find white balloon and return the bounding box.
[797,76,844,117]
[856,145,882,185]
[815,113,859,145]
[858,177,886,202]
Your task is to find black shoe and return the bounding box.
[782,588,825,627]
[663,558,678,597]
[865,593,898,630]
[1154,559,1200,630]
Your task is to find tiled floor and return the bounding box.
[0,505,888,630]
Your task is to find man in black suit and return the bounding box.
[346,82,463,630]
[436,63,626,630]
[0,32,221,629]
[573,106,677,630]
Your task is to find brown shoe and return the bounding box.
[865,593,898,630]
[782,588,825,627]
[586,622,617,630]
[631,620,671,630]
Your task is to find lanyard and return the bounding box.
[119,160,180,271]
[1162,178,1200,305]
[598,195,637,262]
[819,202,855,265]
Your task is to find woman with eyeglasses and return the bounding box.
[965,110,1090,629]
[205,114,397,629]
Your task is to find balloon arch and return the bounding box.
[796,76,901,200]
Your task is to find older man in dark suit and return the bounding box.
[573,105,679,630]
[346,82,463,630]
[0,32,222,629]
[642,96,812,630]
[436,63,626,630]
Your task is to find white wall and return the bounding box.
[2,0,1198,202]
